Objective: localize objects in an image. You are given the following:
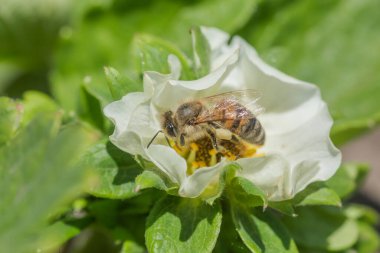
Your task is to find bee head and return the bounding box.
[162,111,178,137]
[176,101,202,125]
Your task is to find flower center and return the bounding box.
[168,137,263,175]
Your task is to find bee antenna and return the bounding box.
[147,130,163,149]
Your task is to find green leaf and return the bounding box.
[0,97,22,145]
[282,207,359,251]
[355,222,380,253]
[111,226,145,253]
[0,114,97,253]
[121,240,146,253]
[21,91,59,126]
[240,0,380,145]
[83,141,142,199]
[292,182,341,207]
[231,206,298,253]
[37,221,80,252]
[344,204,379,225]
[88,199,120,227]
[214,206,251,253]
[146,196,222,253]
[190,26,211,78]
[229,177,268,208]
[104,66,141,100]
[132,34,193,79]
[327,219,359,251]
[326,163,369,199]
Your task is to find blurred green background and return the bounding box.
[1,0,380,252]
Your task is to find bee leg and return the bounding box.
[206,128,218,150]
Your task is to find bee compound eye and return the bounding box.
[166,123,176,137]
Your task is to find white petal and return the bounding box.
[224,37,323,134]
[179,161,227,198]
[220,35,341,200]
[168,54,182,80]
[145,145,187,185]
[151,47,239,111]
[237,155,292,200]
[143,54,182,96]
[200,26,229,52]
[264,103,341,197]
[104,92,147,153]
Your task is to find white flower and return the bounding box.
[104,27,341,201]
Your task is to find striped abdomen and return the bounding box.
[221,117,265,145]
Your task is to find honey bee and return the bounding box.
[147,90,265,159]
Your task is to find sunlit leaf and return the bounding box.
[0,114,97,253]
[83,141,142,199]
[0,97,22,145]
[146,196,222,253]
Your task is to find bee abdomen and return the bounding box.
[240,118,265,145]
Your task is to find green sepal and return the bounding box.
[229,177,268,208]
[79,83,107,132]
[292,182,341,207]
[135,170,176,192]
[132,34,193,79]
[269,200,296,217]
[104,66,142,100]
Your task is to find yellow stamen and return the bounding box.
[191,161,200,169]
[226,154,237,160]
[208,149,217,166]
[198,161,207,167]
[208,149,217,156]
[190,143,199,151]
[187,148,197,164]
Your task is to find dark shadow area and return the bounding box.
[237,207,266,251]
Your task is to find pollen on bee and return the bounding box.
[168,136,263,175]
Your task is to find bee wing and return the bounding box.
[195,89,264,123]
